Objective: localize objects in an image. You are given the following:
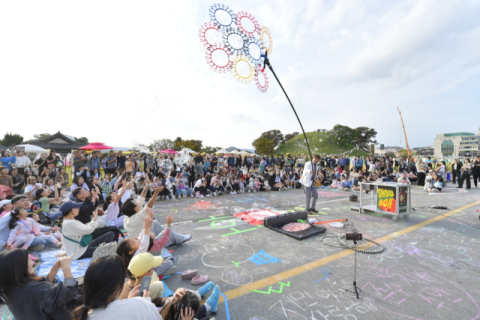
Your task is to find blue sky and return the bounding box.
[0,0,479,149]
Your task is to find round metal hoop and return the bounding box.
[209,4,236,28]
[231,54,255,84]
[205,43,232,73]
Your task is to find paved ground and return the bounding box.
[155,185,480,320]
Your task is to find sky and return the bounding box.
[1,0,479,150]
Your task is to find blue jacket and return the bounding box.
[1,156,16,170]
[204,161,211,171]
[227,157,235,167]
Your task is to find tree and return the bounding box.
[353,127,378,150]
[284,131,300,142]
[0,133,23,146]
[173,137,183,150]
[398,149,409,158]
[259,130,284,148]
[176,140,202,152]
[149,139,175,152]
[326,125,357,147]
[398,149,416,158]
[252,137,275,155]
[75,137,89,145]
[33,133,52,140]
[201,146,218,153]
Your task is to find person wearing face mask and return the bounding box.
[194,176,208,197]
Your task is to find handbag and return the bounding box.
[60,229,93,247]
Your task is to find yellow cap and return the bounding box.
[128,253,164,278]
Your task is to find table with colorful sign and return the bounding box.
[357,182,412,221]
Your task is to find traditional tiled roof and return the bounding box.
[27,131,83,150]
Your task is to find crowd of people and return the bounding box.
[0,147,479,319]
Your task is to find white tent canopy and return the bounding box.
[229,150,241,154]
[14,144,48,153]
[215,149,229,154]
[180,148,196,154]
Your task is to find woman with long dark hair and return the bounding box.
[71,255,163,320]
[59,201,115,260]
[0,248,79,319]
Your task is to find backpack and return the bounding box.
[349,195,358,202]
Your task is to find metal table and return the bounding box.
[357,182,412,221]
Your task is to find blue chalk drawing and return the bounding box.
[249,250,282,265]
[312,268,330,283]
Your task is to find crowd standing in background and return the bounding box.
[0,147,479,319]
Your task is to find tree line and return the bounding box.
[252,125,378,155]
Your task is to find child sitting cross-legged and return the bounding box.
[7,208,61,250]
[28,212,62,246]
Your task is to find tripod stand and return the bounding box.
[343,224,362,299]
[351,240,361,299]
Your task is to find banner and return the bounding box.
[377,186,397,213]
[399,186,408,213]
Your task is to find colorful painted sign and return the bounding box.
[377,186,397,213]
[399,186,408,213]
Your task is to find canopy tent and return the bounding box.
[180,148,196,154]
[239,151,250,155]
[14,144,48,153]
[215,149,229,154]
[229,150,241,154]
[159,149,178,154]
[80,142,113,150]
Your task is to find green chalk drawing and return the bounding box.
[251,282,291,294]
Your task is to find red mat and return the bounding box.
[234,209,281,225]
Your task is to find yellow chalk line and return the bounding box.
[220,200,480,302]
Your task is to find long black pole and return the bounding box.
[263,53,314,165]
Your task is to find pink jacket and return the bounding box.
[7,218,39,245]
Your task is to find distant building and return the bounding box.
[27,131,84,155]
[433,128,480,158]
[412,146,434,156]
[374,145,401,155]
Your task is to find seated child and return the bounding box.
[116,210,176,276]
[28,212,62,246]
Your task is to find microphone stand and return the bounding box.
[262,52,313,168]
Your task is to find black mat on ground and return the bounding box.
[263,211,326,240]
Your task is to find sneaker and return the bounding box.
[28,244,45,252]
[181,269,198,280]
[200,195,205,198]
[191,194,195,198]
[181,234,192,244]
[213,192,217,196]
[206,285,220,313]
[191,274,209,285]
[206,194,212,197]
[55,242,63,248]
[163,265,178,276]
[197,281,214,297]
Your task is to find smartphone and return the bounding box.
[138,276,151,297]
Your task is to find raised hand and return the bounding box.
[128,284,141,299]
[166,215,174,227]
[143,214,153,230]
[58,253,74,270]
